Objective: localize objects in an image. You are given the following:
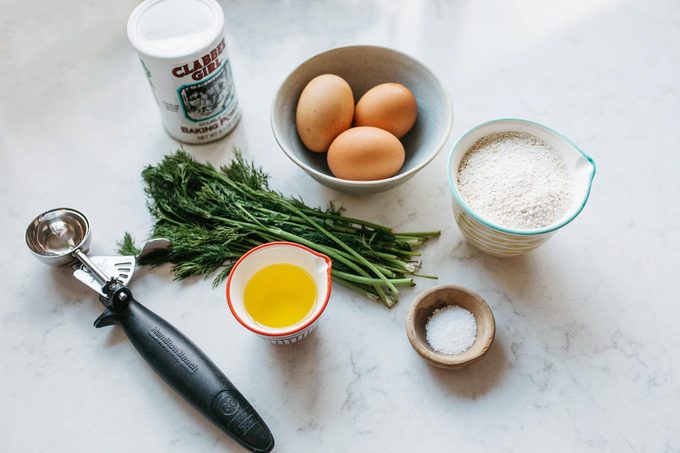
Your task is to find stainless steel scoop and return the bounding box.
[26,208,135,295]
[25,208,274,453]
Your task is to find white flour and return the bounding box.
[457,132,574,230]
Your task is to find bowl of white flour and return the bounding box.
[447,118,596,256]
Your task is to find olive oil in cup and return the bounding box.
[244,264,316,328]
[227,242,332,345]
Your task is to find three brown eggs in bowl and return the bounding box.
[296,74,418,181]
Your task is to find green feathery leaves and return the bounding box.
[121,149,439,308]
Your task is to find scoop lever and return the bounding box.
[73,255,136,296]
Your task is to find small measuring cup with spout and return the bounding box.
[25,208,274,453]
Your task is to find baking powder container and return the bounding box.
[127,0,240,144]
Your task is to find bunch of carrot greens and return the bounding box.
[120,150,439,307]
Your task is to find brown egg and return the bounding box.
[295,74,354,152]
[327,126,405,181]
[354,83,418,138]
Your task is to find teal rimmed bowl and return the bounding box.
[447,118,596,257]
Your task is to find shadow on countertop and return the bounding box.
[426,336,508,398]
[47,266,126,347]
[264,328,324,389]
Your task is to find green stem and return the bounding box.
[332,278,380,301]
[332,270,414,286]
[297,208,393,233]
[281,202,399,296]
[395,231,441,238]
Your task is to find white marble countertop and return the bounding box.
[2,0,679,451]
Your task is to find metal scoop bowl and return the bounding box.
[26,208,133,292]
[25,207,274,453]
[26,207,91,265]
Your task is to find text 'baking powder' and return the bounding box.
[127,0,240,144]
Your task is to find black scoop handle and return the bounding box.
[94,299,274,453]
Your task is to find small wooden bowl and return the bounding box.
[406,285,495,369]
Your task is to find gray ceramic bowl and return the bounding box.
[271,45,453,194]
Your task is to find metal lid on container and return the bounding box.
[127,0,224,60]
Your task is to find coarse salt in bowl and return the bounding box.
[406,285,495,369]
[447,118,596,257]
[226,242,332,345]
